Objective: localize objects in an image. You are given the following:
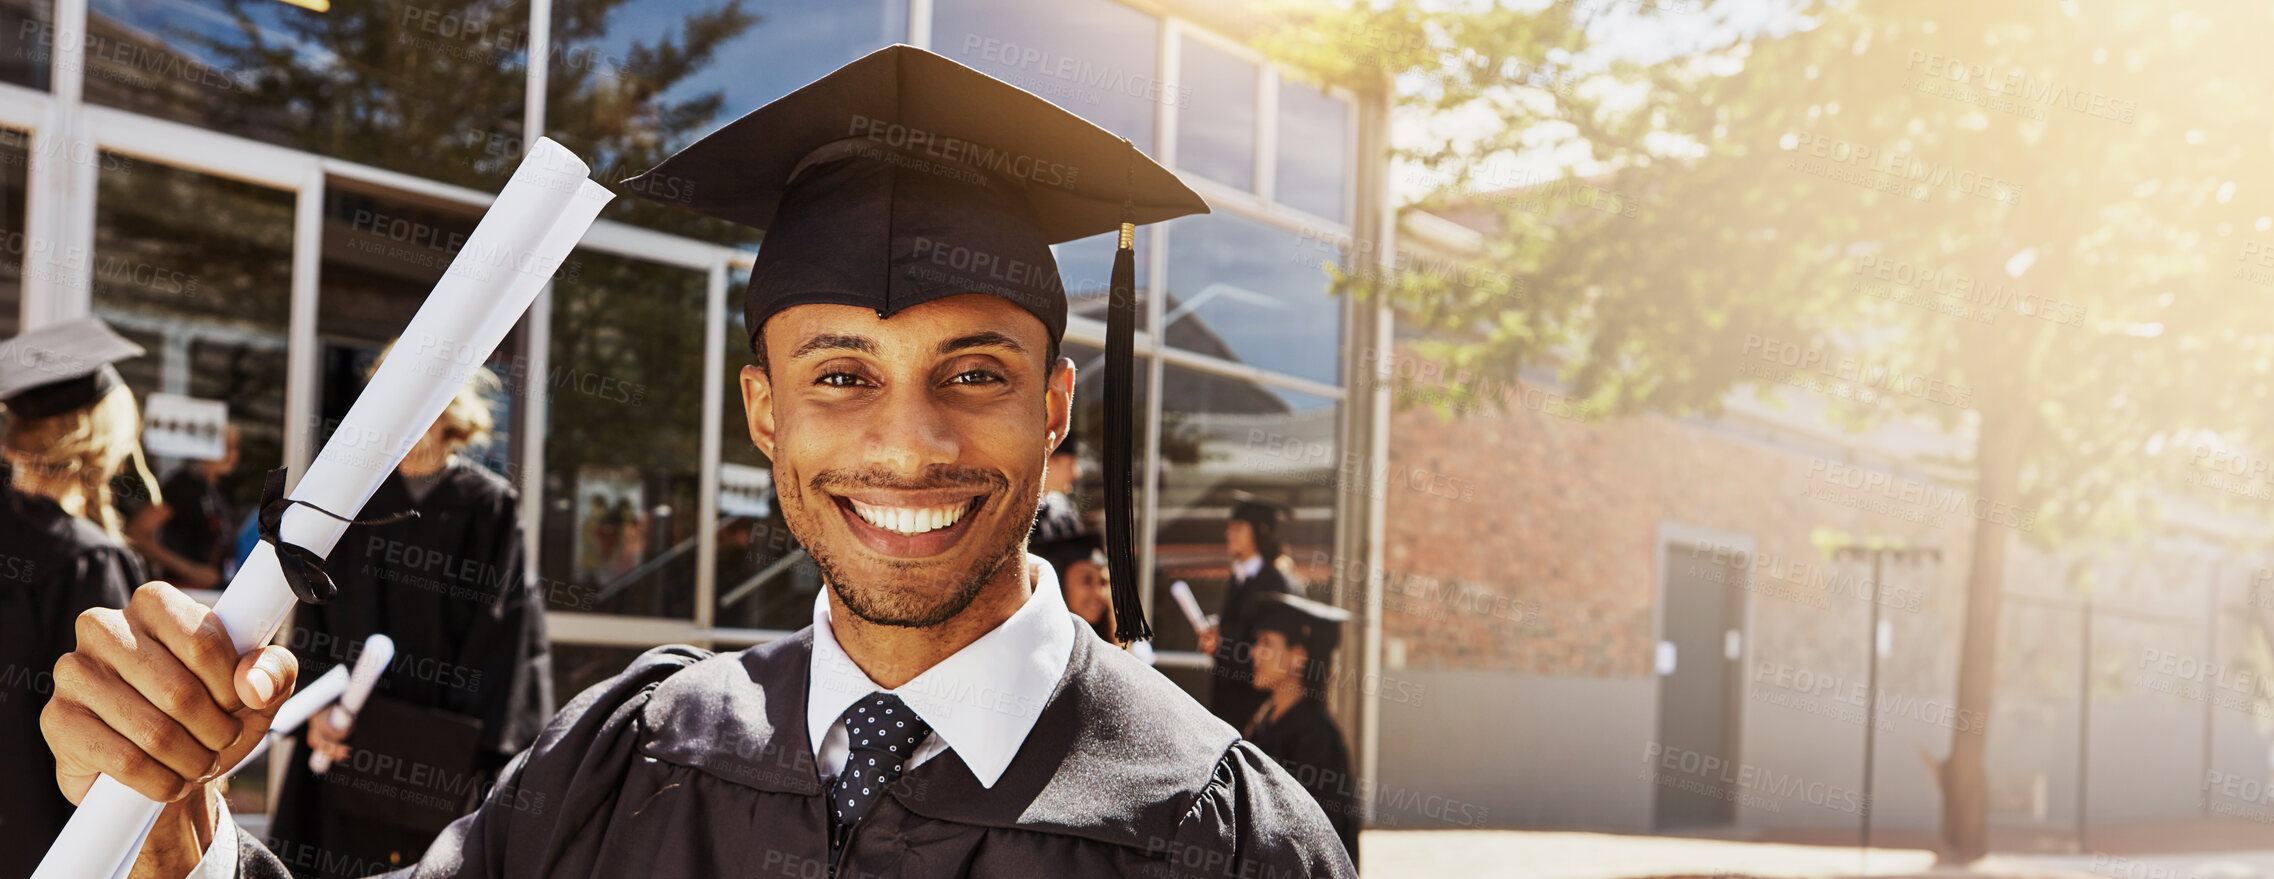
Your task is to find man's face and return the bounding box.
[1061,559,1110,627]
[741,294,1073,629]
[1226,519,1257,560]
[1250,630,1305,691]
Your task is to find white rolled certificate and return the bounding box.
[224,664,349,776]
[1169,580,1210,634]
[33,138,614,879]
[308,633,394,774]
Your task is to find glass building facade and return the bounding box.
[3,0,1391,819]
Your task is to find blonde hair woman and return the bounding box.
[0,318,152,879]
[272,346,553,876]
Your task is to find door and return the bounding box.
[1653,540,1746,830]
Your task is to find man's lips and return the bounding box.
[830,492,988,560]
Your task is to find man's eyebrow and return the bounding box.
[936,331,1026,356]
[790,333,877,359]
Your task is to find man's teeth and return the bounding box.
[849,499,970,535]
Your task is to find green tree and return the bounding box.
[1266,0,2274,860]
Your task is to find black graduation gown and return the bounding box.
[230,617,1356,879]
[1205,564,1296,728]
[268,463,553,877]
[1243,698,1359,862]
[0,478,144,879]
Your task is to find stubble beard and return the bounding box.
[783,467,1042,629]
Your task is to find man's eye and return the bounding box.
[950,369,1005,385]
[817,372,869,388]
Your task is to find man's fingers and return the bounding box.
[41,689,194,804]
[63,653,224,784]
[129,582,244,712]
[235,645,298,716]
[79,593,240,753]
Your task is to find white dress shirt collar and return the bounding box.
[1232,553,1264,584]
[807,554,1074,789]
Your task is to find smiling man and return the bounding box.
[38,45,1357,879]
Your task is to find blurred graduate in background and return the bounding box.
[269,357,553,878]
[1245,591,1359,861]
[0,317,156,879]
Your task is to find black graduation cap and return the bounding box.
[1227,491,1290,533]
[1249,591,1351,659]
[0,317,146,420]
[625,44,1210,642]
[1033,530,1105,584]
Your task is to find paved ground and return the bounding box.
[1358,825,2274,879]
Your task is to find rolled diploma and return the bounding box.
[33,137,615,879]
[225,664,349,776]
[1169,580,1210,634]
[309,633,394,774]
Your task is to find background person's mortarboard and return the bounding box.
[1033,530,1106,584]
[0,317,146,420]
[1249,591,1352,659]
[624,44,1210,642]
[1228,491,1291,533]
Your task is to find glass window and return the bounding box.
[1148,363,1338,697]
[713,268,821,631]
[1175,37,1255,191]
[933,0,1163,147]
[1052,227,1148,328]
[1058,340,1148,535]
[0,128,25,338]
[538,251,706,618]
[83,0,528,189]
[547,0,903,245]
[1164,211,1343,385]
[0,0,50,90]
[92,158,295,520]
[314,182,529,480]
[1275,76,1348,222]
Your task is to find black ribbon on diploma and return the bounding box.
[255,467,418,605]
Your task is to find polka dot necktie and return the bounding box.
[828,692,932,866]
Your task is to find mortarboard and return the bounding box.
[1228,491,1290,533]
[0,317,146,420]
[1033,530,1106,584]
[626,45,1210,642]
[1249,591,1351,659]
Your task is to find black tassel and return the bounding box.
[1104,220,1151,644]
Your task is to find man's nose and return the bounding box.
[864,390,962,471]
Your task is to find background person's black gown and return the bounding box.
[1244,697,1360,862]
[226,621,1356,879]
[0,469,143,879]
[269,462,553,878]
[1205,562,1296,728]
